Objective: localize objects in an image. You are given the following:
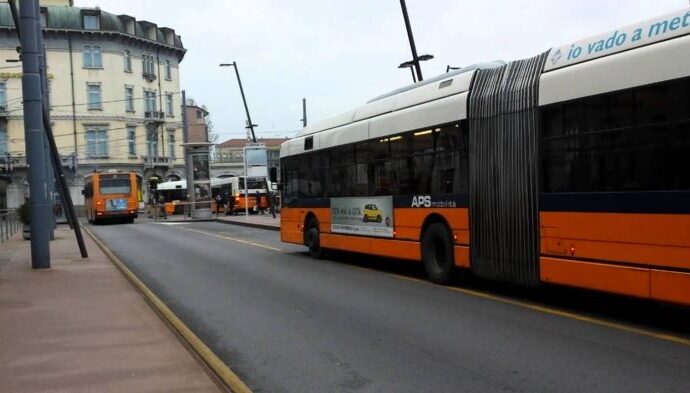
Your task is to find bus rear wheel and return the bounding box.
[305,217,324,259]
[421,222,455,284]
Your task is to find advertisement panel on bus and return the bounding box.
[331,196,394,238]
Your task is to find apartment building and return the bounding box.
[0,0,186,207]
[212,138,288,178]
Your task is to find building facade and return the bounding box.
[212,138,288,178]
[0,0,186,208]
[185,104,209,143]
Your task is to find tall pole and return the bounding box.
[35,2,86,256]
[36,3,55,238]
[231,62,257,143]
[400,0,423,82]
[182,90,194,217]
[301,98,307,128]
[19,0,50,268]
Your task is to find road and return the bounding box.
[88,220,690,393]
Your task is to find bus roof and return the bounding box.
[544,8,690,72]
[281,7,690,159]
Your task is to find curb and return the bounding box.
[83,226,253,393]
[215,218,280,232]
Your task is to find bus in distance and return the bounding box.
[83,171,139,224]
[155,176,271,214]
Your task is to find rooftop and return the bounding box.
[217,138,289,148]
[0,3,185,59]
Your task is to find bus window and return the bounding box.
[100,178,132,194]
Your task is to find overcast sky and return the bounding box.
[75,0,686,142]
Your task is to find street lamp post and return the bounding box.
[399,0,422,81]
[399,54,433,83]
[219,62,257,143]
[399,0,434,82]
[398,60,416,83]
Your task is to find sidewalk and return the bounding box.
[215,213,280,231]
[0,226,222,393]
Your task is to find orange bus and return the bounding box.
[83,171,138,224]
[279,9,690,306]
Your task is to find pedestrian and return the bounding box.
[215,193,223,215]
[226,193,235,215]
[268,190,276,219]
[254,190,262,214]
[158,194,167,220]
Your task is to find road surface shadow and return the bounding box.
[303,250,690,340]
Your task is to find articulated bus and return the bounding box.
[83,171,139,224]
[280,9,690,306]
[155,176,271,214]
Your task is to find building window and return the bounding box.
[123,50,132,72]
[127,126,136,156]
[142,54,156,80]
[165,93,173,116]
[83,45,102,68]
[125,86,134,112]
[147,131,158,156]
[164,59,172,80]
[144,90,157,113]
[168,132,175,158]
[85,128,108,158]
[87,84,102,110]
[40,11,47,28]
[0,125,7,155]
[0,82,6,110]
[83,14,99,30]
[196,110,202,119]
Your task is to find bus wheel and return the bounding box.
[421,222,455,284]
[305,217,324,259]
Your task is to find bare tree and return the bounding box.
[201,104,219,144]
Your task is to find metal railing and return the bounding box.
[147,201,211,222]
[142,155,172,168]
[0,209,21,243]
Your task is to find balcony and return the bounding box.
[142,155,172,168]
[0,154,24,172]
[142,72,157,83]
[60,153,77,170]
[144,111,165,125]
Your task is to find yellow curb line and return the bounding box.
[384,272,690,347]
[180,227,286,252]
[83,226,253,393]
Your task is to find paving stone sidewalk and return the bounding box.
[0,226,222,393]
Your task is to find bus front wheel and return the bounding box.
[421,222,455,284]
[305,217,324,259]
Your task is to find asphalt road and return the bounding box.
[88,220,690,393]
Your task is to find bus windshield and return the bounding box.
[240,178,265,191]
[100,178,131,194]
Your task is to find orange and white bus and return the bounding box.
[83,171,138,224]
[280,8,690,306]
[154,176,271,214]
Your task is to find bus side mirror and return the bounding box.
[269,167,278,183]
